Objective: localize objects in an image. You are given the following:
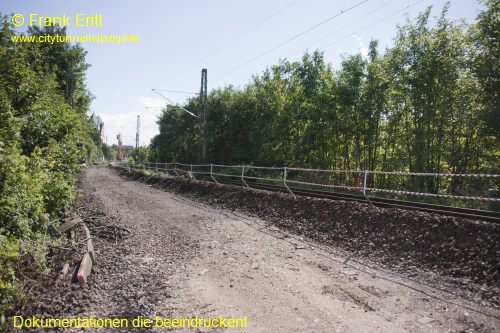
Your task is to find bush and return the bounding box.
[0,15,97,314]
[0,236,22,314]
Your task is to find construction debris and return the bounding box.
[57,216,83,233]
[77,253,93,284]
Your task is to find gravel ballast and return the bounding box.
[118,167,499,305]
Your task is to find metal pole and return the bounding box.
[363,169,368,196]
[241,166,249,187]
[210,164,218,184]
[283,167,295,197]
[135,115,140,164]
[362,169,375,208]
[190,164,197,180]
[200,69,208,163]
[173,162,180,177]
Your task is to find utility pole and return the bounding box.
[200,69,208,163]
[135,115,140,163]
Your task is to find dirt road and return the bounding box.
[21,166,498,332]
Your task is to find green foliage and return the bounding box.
[102,144,116,161]
[0,236,23,314]
[129,146,150,164]
[150,2,499,193]
[471,0,499,138]
[42,171,74,216]
[150,105,199,163]
[0,14,97,314]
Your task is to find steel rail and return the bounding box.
[193,175,500,224]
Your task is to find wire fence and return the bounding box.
[116,161,500,207]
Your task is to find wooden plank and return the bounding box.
[82,225,96,263]
[65,212,79,221]
[47,225,60,237]
[56,217,83,233]
[76,253,92,284]
[57,262,70,280]
[83,224,91,238]
[87,239,96,263]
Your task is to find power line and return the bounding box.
[151,89,198,118]
[205,0,301,57]
[156,0,301,87]
[211,0,369,83]
[153,89,199,95]
[320,0,425,51]
[285,0,397,59]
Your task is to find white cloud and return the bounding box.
[97,106,163,147]
[95,96,168,147]
[351,34,368,59]
[138,96,166,109]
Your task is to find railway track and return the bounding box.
[119,163,500,224]
[193,174,500,224]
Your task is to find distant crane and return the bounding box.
[116,133,123,160]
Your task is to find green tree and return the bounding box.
[147,1,499,195]
[150,105,198,163]
[129,146,150,164]
[27,26,93,113]
[471,0,499,138]
[102,144,116,161]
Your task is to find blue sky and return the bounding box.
[1,0,485,147]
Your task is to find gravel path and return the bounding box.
[11,165,500,332]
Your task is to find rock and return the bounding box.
[342,270,358,276]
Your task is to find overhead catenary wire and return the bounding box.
[151,89,198,118]
[156,0,301,87]
[211,0,369,83]
[152,0,434,104]
[153,89,199,95]
[285,0,397,59]
[320,0,426,50]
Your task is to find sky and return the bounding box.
[1,0,485,147]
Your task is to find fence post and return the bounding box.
[173,162,180,177]
[283,167,295,197]
[190,164,197,180]
[363,170,368,196]
[362,169,375,207]
[210,164,219,184]
[241,165,249,187]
